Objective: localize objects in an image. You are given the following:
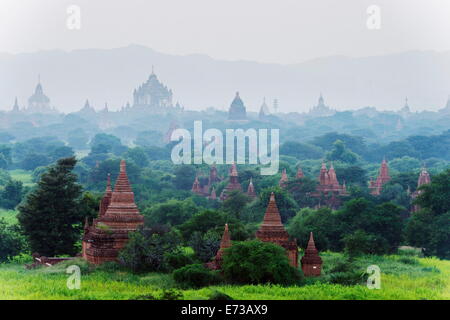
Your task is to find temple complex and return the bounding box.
[411,167,431,212]
[228,92,247,121]
[308,94,336,117]
[311,162,348,209]
[206,224,232,270]
[191,165,222,197]
[82,160,144,264]
[369,159,391,195]
[219,163,243,201]
[256,192,298,267]
[279,168,288,188]
[132,69,174,111]
[26,78,57,114]
[246,177,257,199]
[301,232,323,277]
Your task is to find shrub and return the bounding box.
[173,264,222,288]
[222,240,303,286]
[325,271,366,286]
[160,289,183,300]
[208,290,233,300]
[165,251,195,271]
[343,230,389,257]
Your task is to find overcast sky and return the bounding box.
[1,0,449,64]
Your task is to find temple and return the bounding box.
[311,162,348,209]
[26,78,57,114]
[300,232,323,276]
[206,224,232,270]
[228,92,247,121]
[132,69,174,111]
[82,160,144,264]
[191,164,222,197]
[255,192,298,267]
[246,177,257,199]
[296,166,304,179]
[279,168,288,188]
[258,97,270,120]
[219,163,243,201]
[308,94,336,117]
[369,159,391,195]
[411,167,431,212]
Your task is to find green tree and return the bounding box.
[221,190,250,219]
[222,240,303,285]
[0,179,24,209]
[0,220,26,262]
[173,165,196,190]
[143,199,198,226]
[326,140,359,164]
[17,157,83,256]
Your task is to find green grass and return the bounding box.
[8,169,34,187]
[0,209,18,225]
[0,253,448,300]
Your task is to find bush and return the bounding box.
[208,290,233,300]
[165,251,195,271]
[222,240,303,286]
[173,264,222,288]
[325,271,366,286]
[343,230,389,257]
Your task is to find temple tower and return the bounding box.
[83,160,144,264]
[228,92,247,121]
[296,166,304,179]
[256,192,298,267]
[220,162,243,201]
[301,232,323,277]
[370,159,391,195]
[411,167,431,212]
[246,177,257,199]
[279,168,288,188]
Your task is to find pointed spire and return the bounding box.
[230,162,238,177]
[260,192,283,227]
[279,168,288,187]
[209,187,217,200]
[301,232,323,276]
[12,97,19,111]
[296,166,304,179]
[106,173,112,193]
[247,177,257,199]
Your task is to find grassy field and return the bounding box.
[0,209,18,225]
[8,169,34,187]
[0,252,448,300]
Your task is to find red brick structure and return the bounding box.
[279,168,288,188]
[191,164,222,197]
[301,232,323,277]
[256,192,298,267]
[369,159,391,195]
[411,167,431,212]
[311,162,348,209]
[206,224,232,270]
[246,177,257,199]
[82,160,144,264]
[220,162,243,201]
[296,166,305,179]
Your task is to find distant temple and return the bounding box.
[256,192,298,267]
[301,232,323,277]
[228,92,247,121]
[411,167,431,213]
[26,78,57,114]
[279,168,288,188]
[82,160,144,264]
[369,159,391,195]
[132,69,174,111]
[246,177,257,199]
[311,162,348,209]
[308,94,335,117]
[296,166,304,179]
[191,164,222,197]
[258,97,270,120]
[219,163,243,201]
[206,224,231,270]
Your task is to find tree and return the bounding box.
[280,141,323,160]
[21,153,51,170]
[173,165,196,190]
[17,157,83,256]
[0,179,24,209]
[0,220,26,262]
[90,133,126,155]
[125,147,149,167]
[119,225,181,273]
[221,190,250,219]
[222,240,303,285]
[285,177,317,208]
[143,199,198,226]
[326,140,360,164]
[189,230,220,263]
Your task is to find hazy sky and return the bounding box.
[1,0,450,64]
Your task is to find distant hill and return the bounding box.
[0,45,449,113]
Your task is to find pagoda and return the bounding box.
[296,166,305,179]
[191,165,222,197]
[369,159,391,195]
[82,160,144,264]
[411,167,431,212]
[258,97,270,121]
[300,232,323,277]
[256,192,298,267]
[206,224,232,270]
[132,69,174,111]
[219,162,243,201]
[279,168,288,188]
[246,177,257,199]
[228,92,247,121]
[311,162,348,209]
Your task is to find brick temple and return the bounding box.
[301,232,323,276]
[82,160,144,264]
[310,162,348,209]
[369,159,391,195]
[206,223,232,270]
[256,192,298,267]
[219,162,243,201]
[411,167,431,212]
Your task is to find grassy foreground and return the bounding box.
[0,252,449,300]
